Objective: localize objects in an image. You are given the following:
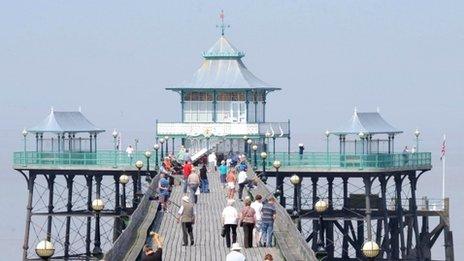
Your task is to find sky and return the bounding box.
[0,1,463,259]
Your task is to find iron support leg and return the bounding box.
[85,175,93,256]
[22,173,36,260]
[46,174,56,241]
[64,175,74,258]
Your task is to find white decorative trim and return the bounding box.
[157,123,259,137]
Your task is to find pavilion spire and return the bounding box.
[217,10,230,36]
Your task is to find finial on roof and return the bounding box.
[354,106,357,114]
[78,106,82,112]
[217,10,230,36]
[376,106,380,113]
[50,106,54,113]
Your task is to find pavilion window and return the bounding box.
[216,91,247,123]
[183,92,213,122]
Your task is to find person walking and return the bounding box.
[208,152,217,172]
[250,194,263,247]
[177,196,195,246]
[218,160,228,188]
[158,173,170,211]
[226,169,237,199]
[187,170,200,204]
[226,243,246,261]
[126,145,134,165]
[260,197,277,247]
[222,199,239,248]
[199,164,209,193]
[182,160,193,193]
[237,170,248,201]
[239,198,256,248]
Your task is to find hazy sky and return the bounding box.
[0,1,463,259]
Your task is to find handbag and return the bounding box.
[221,226,226,237]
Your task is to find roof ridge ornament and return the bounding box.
[217,10,230,36]
[50,106,54,113]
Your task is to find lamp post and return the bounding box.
[205,132,212,150]
[159,138,165,159]
[134,160,144,207]
[325,131,330,167]
[247,139,253,159]
[134,138,139,154]
[91,198,104,258]
[145,150,152,178]
[260,152,268,183]
[112,129,118,168]
[119,174,129,213]
[252,144,258,171]
[414,129,420,152]
[22,128,28,167]
[273,160,283,205]
[265,131,272,153]
[358,132,366,154]
[272,136,276,158]
[35,240,55,260]
[243,136,248,155]
[362,241,380,260]
[154,144,160,171]
[315,199,328,260]
[290,174,301,230]
[164,136,169,156]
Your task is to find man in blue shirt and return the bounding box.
[218,160,228,188]
[260,197,276,247]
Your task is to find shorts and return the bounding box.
[254,220,262,231]
[227,182,235,189]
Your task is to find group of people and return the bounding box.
[144,148,277,260]
[218,154,277,261]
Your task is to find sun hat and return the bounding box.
[230,243,242,251]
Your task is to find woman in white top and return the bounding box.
[222,199,239,248]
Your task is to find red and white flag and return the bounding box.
[440,135,446,160]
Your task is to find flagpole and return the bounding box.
[442,134,446,200]
[442,153,445,200]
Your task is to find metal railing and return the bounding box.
[265,152,432,170]
[13,150,160,168]
[104,174,160,260]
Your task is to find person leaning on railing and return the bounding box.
[141,232,163,261]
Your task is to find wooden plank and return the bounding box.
[152,168,281,260]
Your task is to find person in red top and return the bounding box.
[182,161,193,193]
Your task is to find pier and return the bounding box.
[13,17,454,261]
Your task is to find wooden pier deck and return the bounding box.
[153,170,279,261]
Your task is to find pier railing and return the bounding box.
[13,151,432,170]
[265,152,432,170]
[13,150,160,169]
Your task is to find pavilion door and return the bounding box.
[230,102,246,123]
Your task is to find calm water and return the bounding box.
[1,127,462,259]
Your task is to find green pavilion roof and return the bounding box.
[167,36,279,91]
[330,111,403,135]
[28,110,105,134]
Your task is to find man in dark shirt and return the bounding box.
[141,232,163,261]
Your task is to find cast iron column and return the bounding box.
[64,175,74,258]
[85,175,93,256]
[22,173,36,260]
[93,175,103,257]
[311,177,319,251]
[46,174,56,241]
[326,177,334,259]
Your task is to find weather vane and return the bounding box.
[217,10,230,36]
